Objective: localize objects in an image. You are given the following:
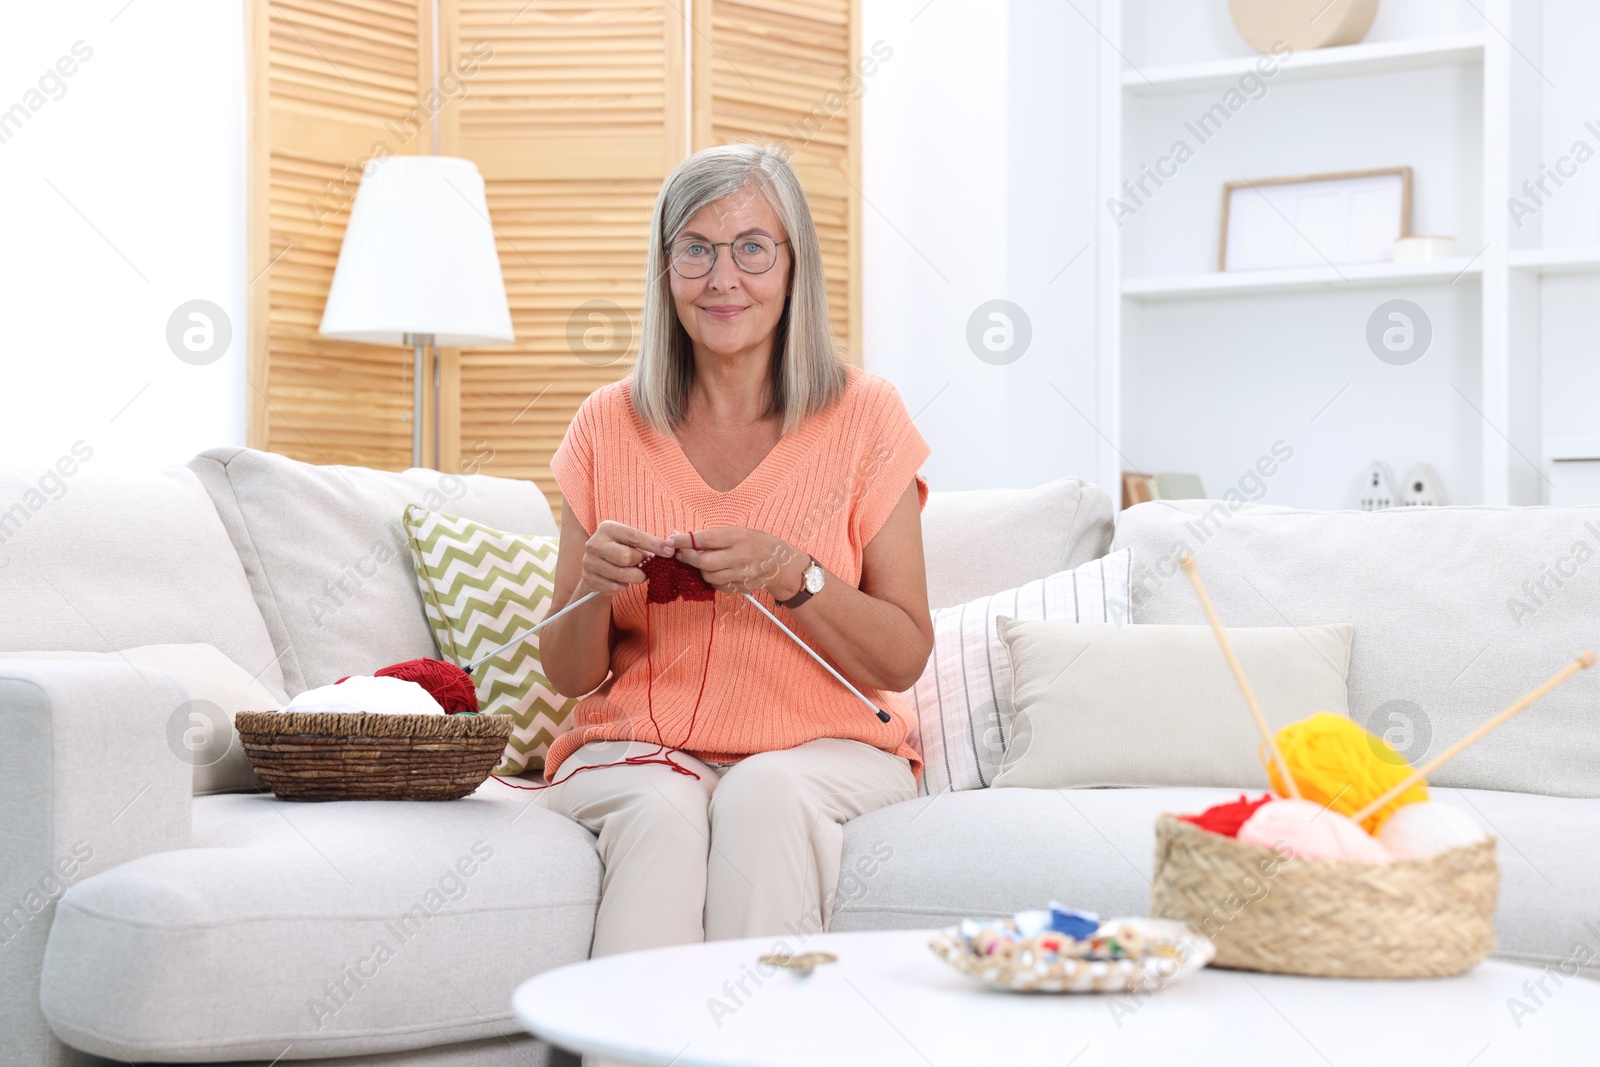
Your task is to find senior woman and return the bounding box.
[537,141,935,962]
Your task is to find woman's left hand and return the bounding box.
[666,526,804,599]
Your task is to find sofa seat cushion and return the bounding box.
[831,786,1600,980]
[831,785,1241,931]
[188,447,557,697]
[40,777,600,1062]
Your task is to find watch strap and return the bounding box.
[777,554,817,610]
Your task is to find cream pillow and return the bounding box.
[0,643,285,795]
[991,619,1354,790]
[906,550,1132,796]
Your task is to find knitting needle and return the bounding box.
[1178,555,1302,799]
[464,552,673,673]
[1349,650,1596,827]
[465,565,894,724]
[464,590,600,674]
[739,592,892,723]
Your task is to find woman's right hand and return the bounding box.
[580,521,674,597]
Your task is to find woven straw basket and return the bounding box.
[1149,814,1499,979]
[236,710,512,802]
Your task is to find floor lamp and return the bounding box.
[318,155,514,469]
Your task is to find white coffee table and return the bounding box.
[513,928,1598,1066]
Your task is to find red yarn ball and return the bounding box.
[334,658,481,715]
[1179,793,1273,838]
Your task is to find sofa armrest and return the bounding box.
[0,659,192,1067]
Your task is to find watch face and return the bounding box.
[804,563,824,594]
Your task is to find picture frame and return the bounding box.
[1121,471,1157,510]
[1218,167,1413,272]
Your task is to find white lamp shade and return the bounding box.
[319,155,514,346]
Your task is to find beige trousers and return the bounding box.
[534,737,916,958]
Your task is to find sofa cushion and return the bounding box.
[188,447,557,696]
[920,476,1114,610]
[831,786,1241,932]
[0,465,288,698]
[217,1033,559,1067]
[1111,500,1600,797]
[991,620,1354,791]
[831,786,1600,980]
[404,505,574,776]
[39,776,600,1062]
[907,550,1133,797]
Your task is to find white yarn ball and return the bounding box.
[1377,801,1489,860]
[283,676,446,716]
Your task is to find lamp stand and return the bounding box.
[404,332,434,468]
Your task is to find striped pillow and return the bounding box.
[402,504,576,775]
[905,549,1132,795]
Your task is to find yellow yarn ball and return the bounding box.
[1262,712,1428,834]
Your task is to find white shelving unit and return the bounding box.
[1122,258,1483,301]
[1123,31,1486,96]
[1093,0,1600,509]
[1509,246,1600,275]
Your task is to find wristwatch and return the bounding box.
[777,553,824,610]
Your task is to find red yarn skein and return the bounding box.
[335,658,480,715]
[1179,793,1273,838]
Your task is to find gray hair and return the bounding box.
[630,141,847,437]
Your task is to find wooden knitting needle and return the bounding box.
[1178,555,1301,799]
[1349,651,1596,826]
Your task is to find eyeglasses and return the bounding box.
[668,234,789,279]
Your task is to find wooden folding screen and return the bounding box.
[247,0,438,469]
[436,0,687,505]
[248,0,861,518]
[693,0,861,353]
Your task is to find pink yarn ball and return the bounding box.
[1237,799,1394,864]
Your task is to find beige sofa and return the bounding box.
[1,448,1112,1066]
[5,449,1596,1066]
[833,498,1600,990]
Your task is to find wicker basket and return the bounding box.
[1149,814,1498,979]
[236,710,513,802]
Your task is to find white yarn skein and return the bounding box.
[1376,801,1489,860]
[283,676,446,716]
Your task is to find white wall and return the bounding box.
[862,0,1106,493]
[0,1,246,474]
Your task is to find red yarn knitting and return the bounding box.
[494,533,717,793]
[642,553,715,603]
[1179,793,1274,838]
[334,658,480,715]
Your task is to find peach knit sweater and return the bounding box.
[545,362,931,783]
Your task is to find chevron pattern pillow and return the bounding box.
[402,504,575,775]
[905,548,1133,796]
